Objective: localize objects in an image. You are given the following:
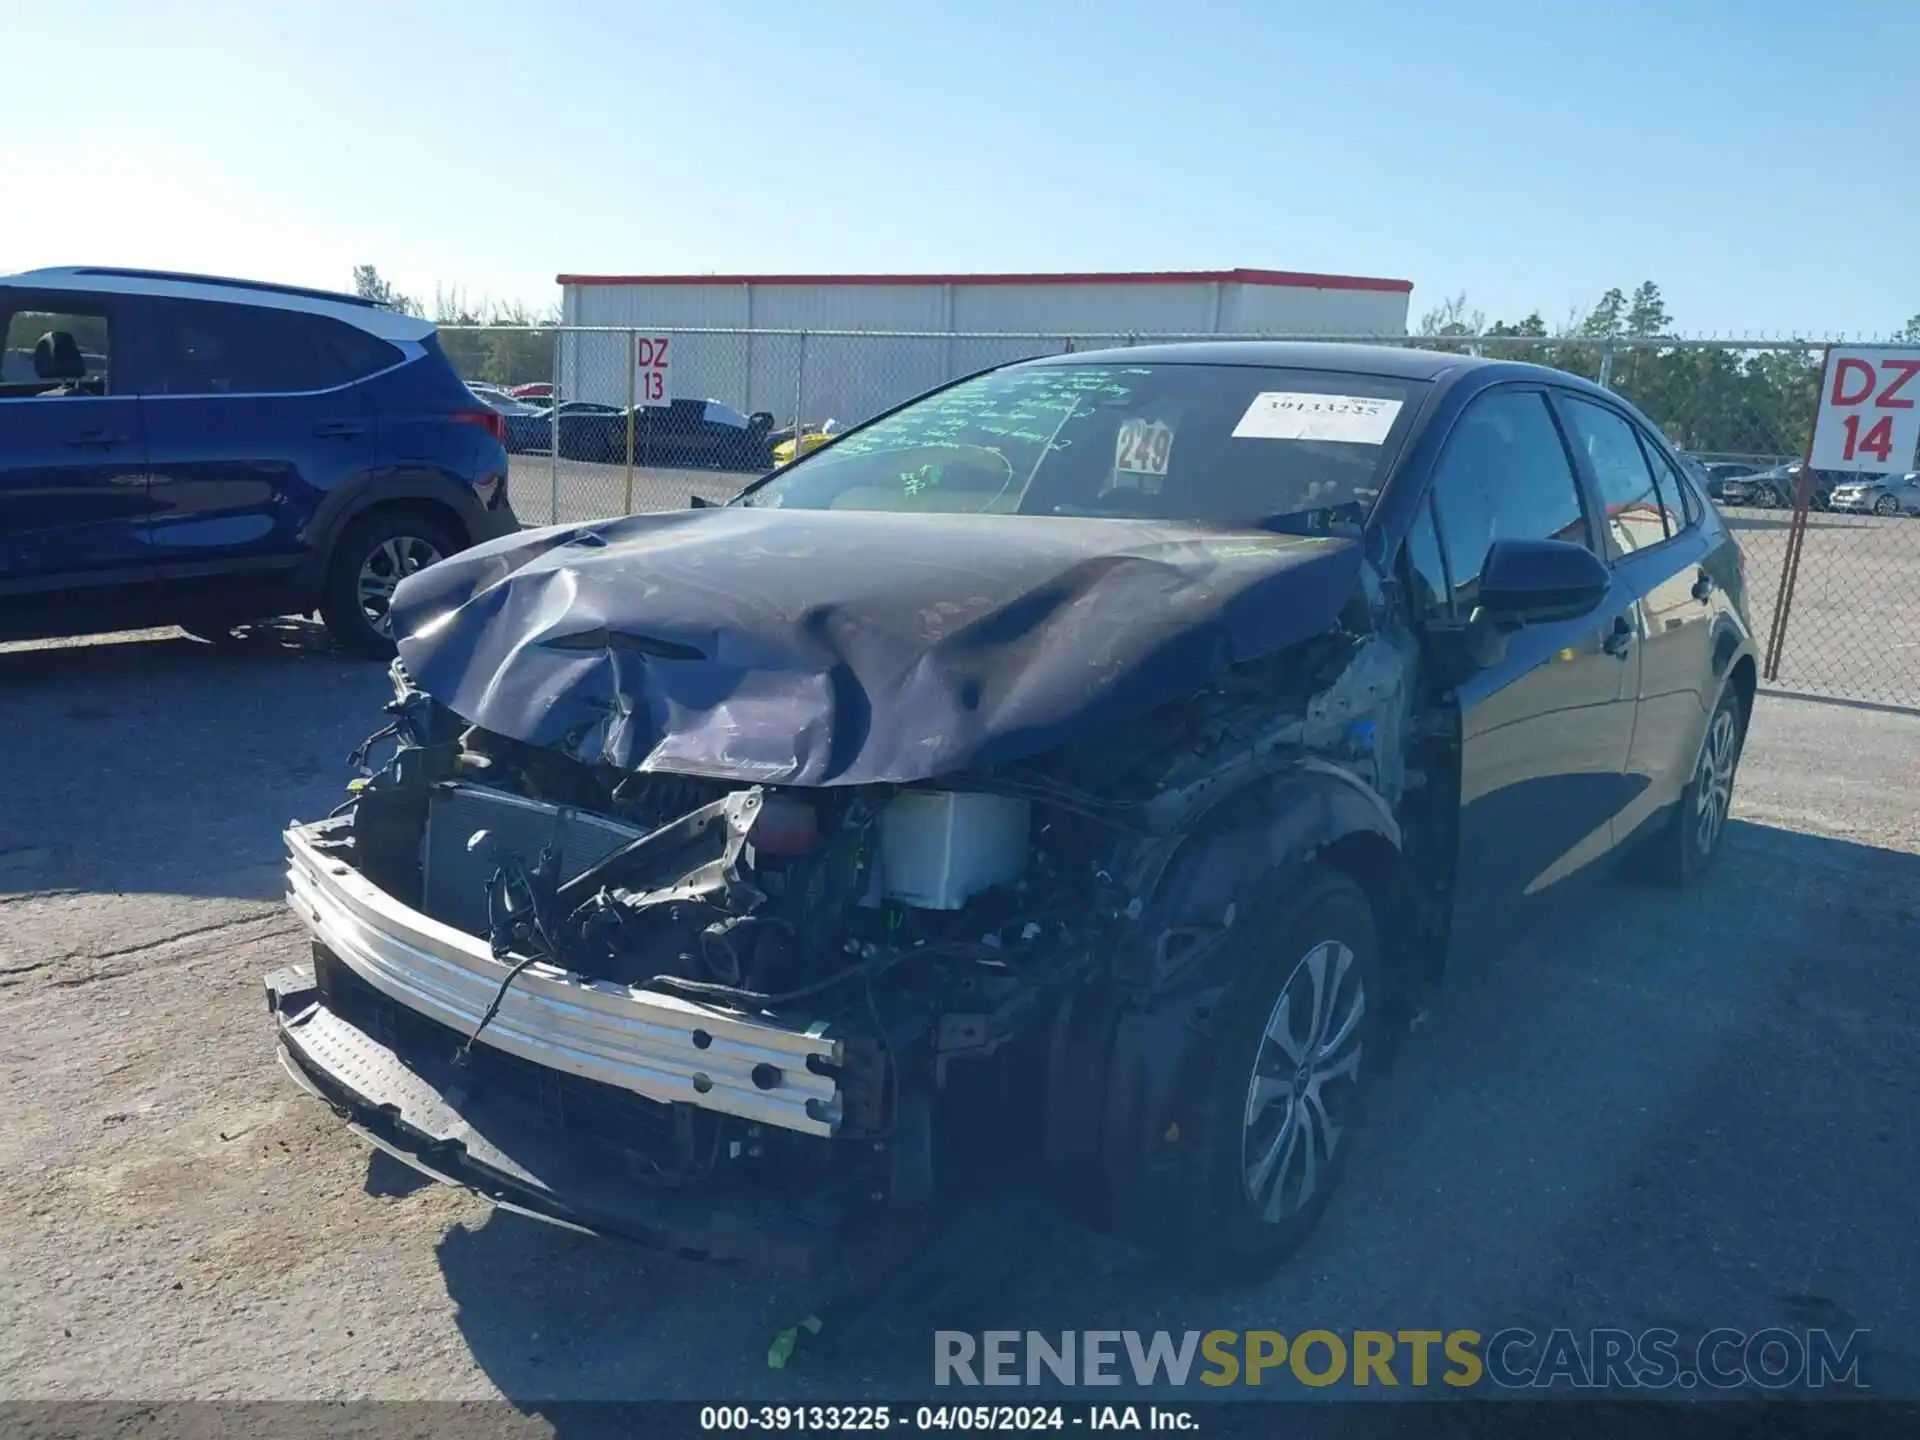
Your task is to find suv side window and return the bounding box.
[0,299,114,398]
[147,299,322,395]
[1426,388,1591,611]
[304,314,404,387]
[1557,394,1672,557]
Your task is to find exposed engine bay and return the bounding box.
[279,584,1445,1268]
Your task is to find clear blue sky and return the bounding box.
[5,0,1915,337]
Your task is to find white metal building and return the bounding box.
[555,267,1414,427]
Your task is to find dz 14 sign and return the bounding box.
[634,336,672,406]
[1809,347,1920,473]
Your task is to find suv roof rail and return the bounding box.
[57,267,387,308]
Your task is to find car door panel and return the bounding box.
[1415,385,1639,966]
[138,298,379,593]
[1554,395,1721,845]
[0,292,152,596]
[1450,578,1640,947]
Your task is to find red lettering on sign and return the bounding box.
[1831,357,1876,406]
[1875,358,1920,410]
[1841,413,1896,463]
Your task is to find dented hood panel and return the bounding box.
[389,507,1363,787]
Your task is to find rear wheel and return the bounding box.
[1875,493,1900,517]
[1645,683,1747,886]
[1161,868,1381,1279]
[320,510,458,658]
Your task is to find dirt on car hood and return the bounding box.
[388,506,1364,787]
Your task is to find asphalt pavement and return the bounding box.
[1,618,1916,1402]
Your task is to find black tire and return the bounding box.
[1758,483,1784,508]
[1875,494,1900,517]
[1644,682,1748,886]
[320,510,460,659]
[1162,867,1382,1279]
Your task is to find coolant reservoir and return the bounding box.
[877,791,1031,911]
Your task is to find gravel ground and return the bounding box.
[2,613,1918,1401]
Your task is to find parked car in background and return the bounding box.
[1699,461,1759,499]
[0,266,519,656]
[507,382,553,401]
[503,398,622,454]
[1828,472,1920,516]
[770,419,841,466]
[545,398,777,469]
[469,382,544,417]
[1718,462,1846,510]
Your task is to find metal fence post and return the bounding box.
[547,326,562,524]
[623,329,637,514]
[792,331,809,442]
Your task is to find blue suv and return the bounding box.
[0,267,519,656]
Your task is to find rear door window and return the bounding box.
[1638,436,1697,530]
[0,299,114,397]
[146,299,324,395]
[1557,395,1672,557]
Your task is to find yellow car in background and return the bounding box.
[771,421,841,466]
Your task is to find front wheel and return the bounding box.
[320,511,458,658]
[1875,494,1900,517]
[1161,867,1381,1279]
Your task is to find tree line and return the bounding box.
[352,265,558,389]
[1418,282,1920,463]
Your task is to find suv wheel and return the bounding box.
[1875,493,1900,517]
[1163,867,1380,1279]
[321,511,458,658]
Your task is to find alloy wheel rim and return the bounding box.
[357,536,443,637]
[1694,708,1737,857]
[1241,940,1365,1223]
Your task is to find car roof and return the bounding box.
[0,266,435,344]
[1015,339,1510,382]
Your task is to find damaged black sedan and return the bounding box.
[268,343,1758,1280]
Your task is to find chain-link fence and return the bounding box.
[438,324,1919,710]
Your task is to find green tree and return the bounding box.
[1897,314,1920,343]
[351,265,420,316]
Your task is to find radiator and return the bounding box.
[421,783,649,937]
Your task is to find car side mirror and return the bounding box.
[1476,538,1610,625]
[1446,538,1610,673]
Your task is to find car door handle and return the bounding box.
[1602,614,1635,658]
[312,420,367,439]
[1690,571,1714,603]
[64,428,133,448]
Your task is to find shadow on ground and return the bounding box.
[428,819,1920,1406]
[0,623,390,903]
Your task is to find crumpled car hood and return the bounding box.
[389,506,1363,787]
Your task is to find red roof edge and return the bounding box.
[555,267,1413,295]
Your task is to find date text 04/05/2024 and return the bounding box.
[698,1405,1199,1432]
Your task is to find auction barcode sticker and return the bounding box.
[1232,392,1403,445]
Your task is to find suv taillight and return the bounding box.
[453,409,508,443]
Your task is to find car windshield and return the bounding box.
[737,362,1425,529]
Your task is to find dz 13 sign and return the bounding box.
[1810,347,1920,472]
[634,336,672,406]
